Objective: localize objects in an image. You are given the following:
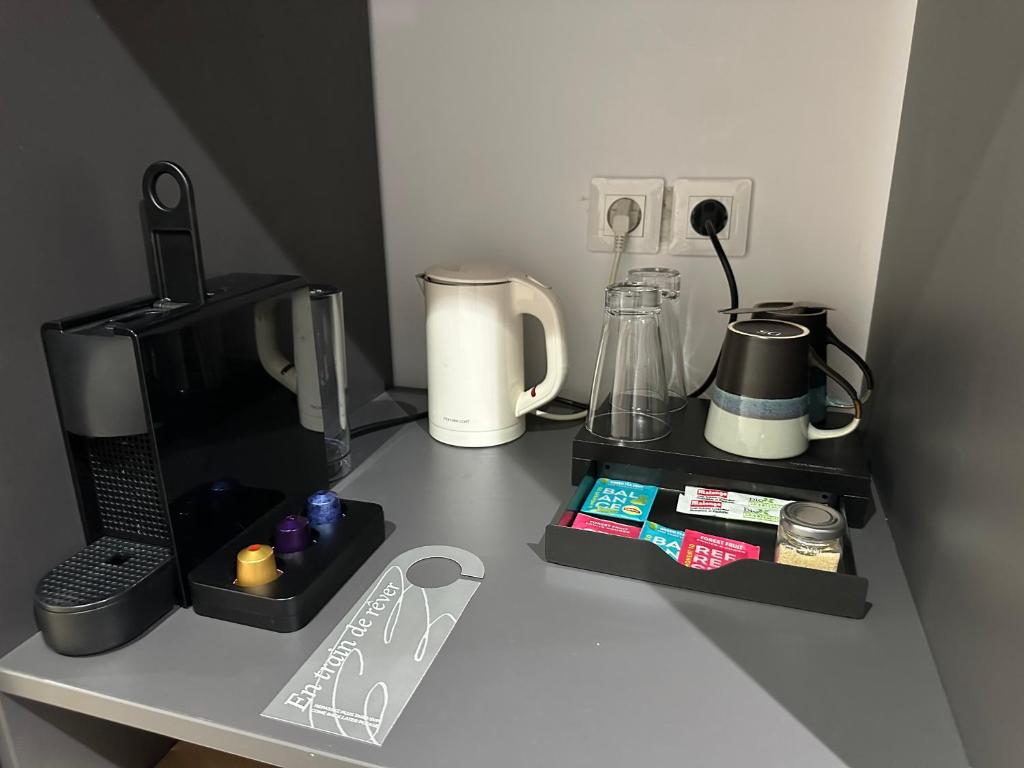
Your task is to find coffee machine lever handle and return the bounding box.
[141,161,207,306]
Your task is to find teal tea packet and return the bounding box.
[640,521,685,559]
[581,478,658,523]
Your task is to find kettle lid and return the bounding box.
[421,262,523,286]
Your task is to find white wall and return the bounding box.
[371,0,916,400]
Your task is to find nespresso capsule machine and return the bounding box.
[34,162,382,655]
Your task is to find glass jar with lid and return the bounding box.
[775,502,846,572]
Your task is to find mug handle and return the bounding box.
[807,349,861,441]
[825,328,875,406]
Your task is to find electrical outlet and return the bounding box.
[668,178,752,256]
[599,195,645,237]
[588,177,664,254]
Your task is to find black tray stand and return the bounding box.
[545,402,873,619]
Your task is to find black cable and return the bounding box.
[555,395,589,411]
[686,219,739,399]
[350,411,428,438]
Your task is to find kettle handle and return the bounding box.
[510,276,568,417]
[254,297,299,393]
[807,349,861,441]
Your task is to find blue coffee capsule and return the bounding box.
[306,490,343,525]
[209,478,237,494]
[208,478,238,513]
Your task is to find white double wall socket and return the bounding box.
[668,178,753,256]
[587,177,664,254]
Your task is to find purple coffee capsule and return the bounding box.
[306,490,343,525]
[274,514,312,553]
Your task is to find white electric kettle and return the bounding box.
[418,263,568,447]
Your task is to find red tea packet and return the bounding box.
[680,530,760,570]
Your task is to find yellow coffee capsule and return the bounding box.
[235,544,280,587]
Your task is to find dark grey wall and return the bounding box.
[867,2,1024,766]
[0,1,388,656]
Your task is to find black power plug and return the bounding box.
[690,199,729,236]
[683,196,738,400]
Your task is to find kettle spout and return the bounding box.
[415,272,426,296]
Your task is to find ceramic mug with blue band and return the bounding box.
[704,319,862,460]
[722,302,875,425]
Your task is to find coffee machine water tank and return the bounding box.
[254,286,351,481]
[418,263,568,448]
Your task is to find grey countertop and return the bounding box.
[0,393,967,768]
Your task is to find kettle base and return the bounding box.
[429,420,525,448]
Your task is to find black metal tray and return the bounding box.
[545,475,869,619]
[571,399,874,527]
[189,498,385,632]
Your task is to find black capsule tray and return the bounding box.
[545,476,869,618]
[189,498,385,632]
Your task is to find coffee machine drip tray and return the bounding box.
[34,537,176,656]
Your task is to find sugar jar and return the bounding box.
[775,502,845,572]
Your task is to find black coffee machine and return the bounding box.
[34,162,382,655]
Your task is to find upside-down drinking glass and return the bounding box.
[627,267,687,411]
[586,282,671,442]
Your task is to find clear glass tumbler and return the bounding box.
[627,267,687,411]
[586,282,671,442]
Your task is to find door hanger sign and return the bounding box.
[262,546,484,746]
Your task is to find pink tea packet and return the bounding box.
[571,512,641,538]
